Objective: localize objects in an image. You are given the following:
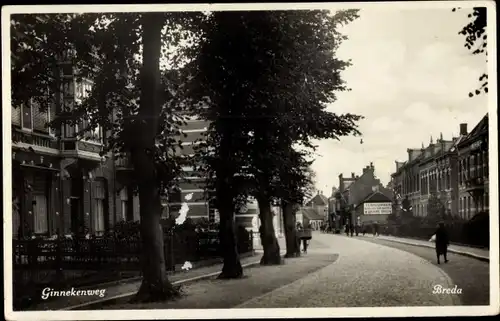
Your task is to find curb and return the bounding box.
[63,260,262,310]
[371,237,490,262]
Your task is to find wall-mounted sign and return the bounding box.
[364,202,392,215]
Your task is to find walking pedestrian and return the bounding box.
[349,224,354,237]
[434,222,450,264]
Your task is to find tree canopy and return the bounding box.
[453,7,488,97]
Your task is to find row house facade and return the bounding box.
[457,115,489,219]
[391,132,463,219]
[390,115,489,221]
[11,53,123,239]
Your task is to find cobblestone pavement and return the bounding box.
[237,233,461,308]
[358,236,490,305]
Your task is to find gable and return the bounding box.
[459,114,488,147]
[306,194,328,206]
[358,191,392,206]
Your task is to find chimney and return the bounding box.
[351,172,355,178]
[370,162,374,169]
[459,123,468,136]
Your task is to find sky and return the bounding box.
[310,7,489,196]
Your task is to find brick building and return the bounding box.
[11,52,116,238]
[335,162,392,227]
[390,116,488,221]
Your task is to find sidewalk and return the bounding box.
[85,252,340,310]
[31,252,261,311]
[360,234,489,262]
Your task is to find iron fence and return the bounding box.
[12,228,254,310]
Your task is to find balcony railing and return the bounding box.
[115,153,133,170]
[465,175,485,192]
[12,128,58,150]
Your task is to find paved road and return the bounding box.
[102,232,463,309]
[358,235,490,305]
[237,233,461,307]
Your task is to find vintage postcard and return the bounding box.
[2,1,498,320]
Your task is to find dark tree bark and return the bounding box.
[257,196,282,265]
[128,13,178,302]
[282,201,300,258]
[217,190,243,279]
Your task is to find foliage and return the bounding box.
[188,10,363,212]
[453,7,488,97]
[11,11,208,301]
[10,13,204,193]
[425,192,447,226]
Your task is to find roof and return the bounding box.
[355,191,392,209]
[306,193,329,206]
[300,207,324,221]
[458,114,488,148]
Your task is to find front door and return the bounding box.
[70,197,83,236]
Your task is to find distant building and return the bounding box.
[354,191,393,225]
[335,163,392,227]
[296,207,324,230]
[305,191,329,221]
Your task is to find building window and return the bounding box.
[93,199,105,236]
[21,101,33,130]
[33,194,48,234]
[467,197,471,219]
[485,152,489,178]
[120,188,128,221]
[93,182,106,235]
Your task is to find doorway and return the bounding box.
[70,197,83,235]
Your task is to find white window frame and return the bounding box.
[93,198,105,236]
[20,99,34,131]
[47,99,56,137]
[33,193,49,234]
[120,200,127,221]
[120,188,129,221]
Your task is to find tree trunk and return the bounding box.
[217,197,243,279]
[282,201,300,258]
[128,13,178,302]
[257,196,282,265]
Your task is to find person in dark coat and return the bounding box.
[435,222,450,264]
